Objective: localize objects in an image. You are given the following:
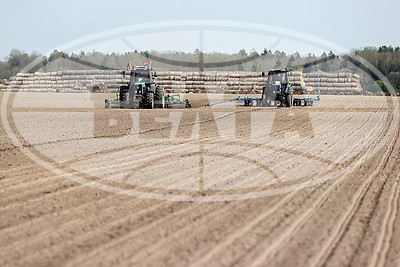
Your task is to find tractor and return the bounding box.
[206,69,294,107]
[206,68,319,107]
[261,69,292,107]
[261,69,320,107]
[105,66,190,109]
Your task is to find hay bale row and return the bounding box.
[290,76,303,81]
[158,71,263,77]
[2,70,363,94]
[158,74,263,81]
[303,72,355,79]
[59,70,120,75]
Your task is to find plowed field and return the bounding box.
[1,92,399,266]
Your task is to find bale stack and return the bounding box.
[157,71,362,94]
[2,73,33,92]
[288,72,306,94]
[302,72,362,95]
[55,70,127,92]
[1,70,128,93]
[157,71,267,94]
[1,70,363,95]
[0,79,6,91]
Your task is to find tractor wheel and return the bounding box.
[154,86,164,108]
[286,95,292,107]
[144,92,154,109]
[119,85,129,101]
[154,86,164,101]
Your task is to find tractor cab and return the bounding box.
[266,69,289,86]
[128,66,156,95]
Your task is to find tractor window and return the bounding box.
[133,70,151,83]
[267,72,289,85]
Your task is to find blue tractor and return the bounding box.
[206,69,293,107]
[105,66,190,109]
[261,69,292,107]
[206,68,320,107]
[119,66,162,109]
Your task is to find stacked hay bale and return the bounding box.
[302,72,362,95]
[1,70,128,93]
[0,79,6,91]
[158,71,362,95]
[156,71,189,94]
[288,72,305,94]
[59,70,125,93]
[4,72,64,92]
[3,73,30,92]
[1,70,363,95]
[157,71,266,94]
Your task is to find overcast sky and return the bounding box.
[0,0,398,58]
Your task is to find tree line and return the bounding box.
[0,46,399,93]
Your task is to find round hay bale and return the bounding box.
[332,83,341,87]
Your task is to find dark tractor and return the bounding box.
[105,65,190,109]
[119,66,163,109]
[206,69,319,107]
[261,69,292,107]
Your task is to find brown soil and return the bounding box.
[0,92,399,266]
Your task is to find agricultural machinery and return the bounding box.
[207,69,320,107]
[105,66,190,109]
